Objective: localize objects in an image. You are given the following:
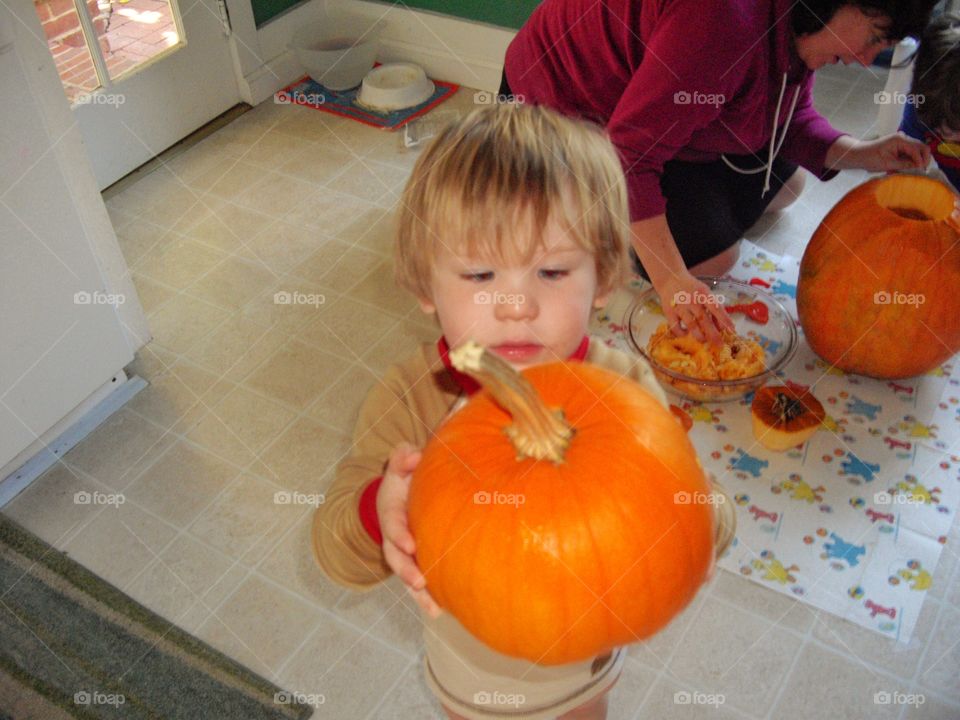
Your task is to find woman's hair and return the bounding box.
[792,0,938,42]
[913,13,960,135]
[395,103,630,301]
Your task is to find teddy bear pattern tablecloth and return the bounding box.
[590,241,959,643]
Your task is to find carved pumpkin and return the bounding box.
[797,175,960,378]
[407,341,733,665]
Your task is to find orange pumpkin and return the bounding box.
[407,341,722,665]
[797,175,960,378]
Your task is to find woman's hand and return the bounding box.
[826,133,931,173]
[656,271,733,344]
[377,443,441,618]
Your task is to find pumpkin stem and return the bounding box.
[449,341,574,463]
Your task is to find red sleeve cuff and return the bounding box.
[359,477,384,545]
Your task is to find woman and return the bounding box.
[502,0,935,341]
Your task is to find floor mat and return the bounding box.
[0,514,312,719]
[275,71,459,130]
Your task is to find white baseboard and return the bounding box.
[242,0,515,106]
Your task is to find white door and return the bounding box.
[40,0,243,188]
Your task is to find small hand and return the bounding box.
[850,133,931,172]
[377,443,441,618]
[658,273,734,344]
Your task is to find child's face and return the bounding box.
[418,222,610,369]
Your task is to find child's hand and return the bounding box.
[377,443,442,619]
[658,272,733,344]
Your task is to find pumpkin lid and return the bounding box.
[751,384,825,431]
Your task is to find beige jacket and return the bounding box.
[311,338,672,590]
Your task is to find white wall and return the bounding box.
[224,0,514,105]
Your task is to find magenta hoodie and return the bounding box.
[504,0,846,221]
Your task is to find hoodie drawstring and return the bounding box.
[722,72,801,197]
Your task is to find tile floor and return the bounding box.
[4,63,960,719]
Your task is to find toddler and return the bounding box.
[312,103,734,720]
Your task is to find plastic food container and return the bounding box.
[623,277,798,402]
[290,14,385,91]
[357,63,435,111]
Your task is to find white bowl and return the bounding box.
[290,15,384,91]
[357,63,435,111]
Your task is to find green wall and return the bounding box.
[253,0,539,29]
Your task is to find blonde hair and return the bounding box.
[395,103,631,300]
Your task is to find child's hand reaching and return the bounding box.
[377,443,442,619]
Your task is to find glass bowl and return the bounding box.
[624,277,798,402]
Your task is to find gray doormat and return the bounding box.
[0,514,311,719]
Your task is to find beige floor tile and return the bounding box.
[61,500,179,590]
[902,691,960,719]
[233,172,317,218]
[281,188,379,231]
[241,220,329,276]
[346,260,420,317]
[200,160,270,201]
[307,363,378,432]
[62,408,170,490]
[256,416,351,492]
[124,534,249,634]
[238,278,338,335]
[256,510,347,609]
[276,613,409,718]
[609,657,660,720]
[133,235,226,290]
[115,218,173,266]
[1,463,105,550]
[243,340,348,411]
[295,294,400,362]
[709,569,814,635]
[917,604,960,703]
[367,662,441,720]
[123,344,178,382]
[292,238,381,293]
[198,573,322,676]
[274,106,341,143]
[188,473,303,566]
[627,587,708,672]
[123,440,239,528]
[811,592,938,681]
[928,538,958,602]
[278,144,355,186]
[145,294,231,354]
[185,200,276,254]
[131,272,176,315]
[335,206,396,256]
[240,129,310,170]
[332,579,424,658]
[180,314,272,375]
[327,158,410,206]
[638,676,757,719]
[310,115,396,157]
[184,256,277,311]
[163,146,235,188]
[770,643,904,720]
[185,386,297,468]
[666,596,802,716]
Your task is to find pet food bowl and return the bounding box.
[290,14,384,91]
[623,277,798,402]
[357,63,435,111]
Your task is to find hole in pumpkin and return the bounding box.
[874,175,956,222]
